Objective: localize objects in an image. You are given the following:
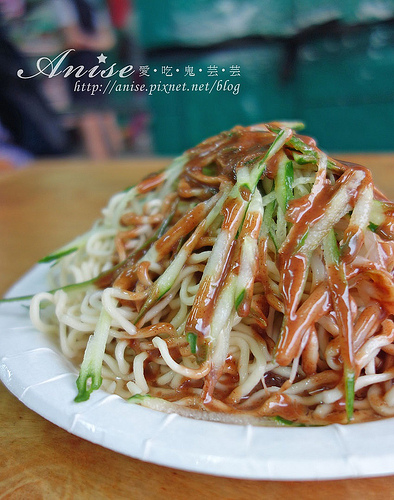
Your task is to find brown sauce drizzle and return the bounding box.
[136,172,166,194]
[154,202,208,259]
[185,128,275,186]
[93,123,394,424]
[326,262,354,370]
[137,322,176,338]
[185,195,245,337]
[276,283,331,365]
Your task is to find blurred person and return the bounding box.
[0,14,67,167]
[0,0,24,19]
[106,0,151,154]
[0,119,32,172]
[54,0,123,159]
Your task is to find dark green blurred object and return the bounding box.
[297,24,394,152]
[135,0,294,49]
[147,45,294,155]
[135,1,394,154]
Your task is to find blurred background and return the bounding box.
[0,0,393,170]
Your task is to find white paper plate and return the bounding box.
[1,264,394,480]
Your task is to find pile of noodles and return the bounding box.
[30,122,394,426]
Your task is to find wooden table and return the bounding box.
[1,154,394,499]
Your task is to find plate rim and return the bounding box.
[1,264,394,481]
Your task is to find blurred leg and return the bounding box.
[102,111,123,155]
[79,112,110,160]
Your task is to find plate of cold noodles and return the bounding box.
[2,121,394,480]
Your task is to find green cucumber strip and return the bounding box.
[128,394,152,402]
[248,128,293,189]
[262,198,278,250]
[269,121,305,132]
[345,366,355,421]
[202,164,218,176]
[0,280,92,304]
[74,307,112,402]
[234,188,263,314]
[299,170,364,256]
[323,229,355,422]
[275,156,294,214]
[235,289,245,311]
[369,200,385,226]
[323,228,340,265]
[39,246,79,263]
[187,332,198,354]
[272,416,306,427]
[293,152,317,165]
[267,124,342,174]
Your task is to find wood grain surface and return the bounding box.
[1,154,394,499]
